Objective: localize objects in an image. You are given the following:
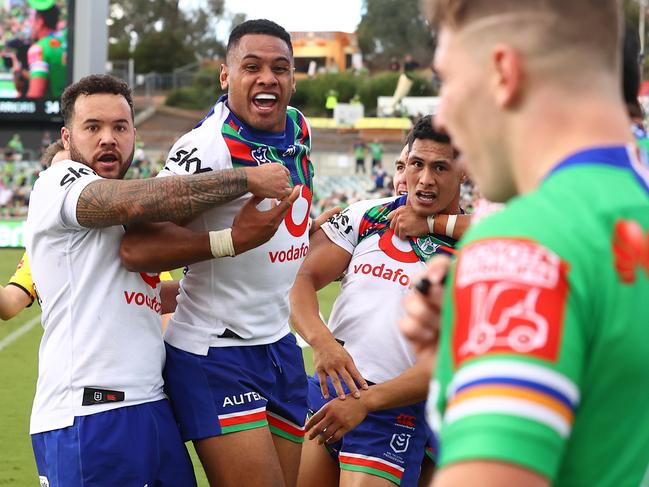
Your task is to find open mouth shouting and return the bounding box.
[96,152,120,170]
[252,93,279,113]
[415,190,438,206]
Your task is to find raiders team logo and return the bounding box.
[390,433,411,453]
[252,146,272,165]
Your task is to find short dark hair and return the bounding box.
[226,19,293,60]
[407,115,457,157]
[36,5,60,31]
[61,74,134,127]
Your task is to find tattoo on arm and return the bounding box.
[76,168,248,228]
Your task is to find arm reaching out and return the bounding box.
[77,163,291,228]
[120,186,301,272]
[305,349,436,444]
[387,205,472,240]
[0,285,33,321]
[290,229,368,400]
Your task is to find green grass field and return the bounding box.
[0,248,340,486]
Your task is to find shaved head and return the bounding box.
[425,0,621,76]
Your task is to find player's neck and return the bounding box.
[440,196,461,215]
[511,90,633,195]
[39,28,55,39]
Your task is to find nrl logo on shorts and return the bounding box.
[251,146,272,165]
[390,433,411,453]
[39,476,50,487]
[416,236,439,256]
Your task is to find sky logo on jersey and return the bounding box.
[612,219,649,284]
[378,229,419,263]
[284,185,312,237]
[59,165,97,187]
[453,239,569,366]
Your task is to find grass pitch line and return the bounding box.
[0,315,41,352]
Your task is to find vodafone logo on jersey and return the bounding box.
[352,262,411,287]
[123,291,163,314]
[284,185,312,237]
[121,272,163,314]
[452,239,568,366]
[139,272,161,289]
[378,229,419,263]
[268,185,312,264]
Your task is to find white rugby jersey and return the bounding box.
[25,161,166,434]
[159,96,314,354]
[322,196,457,384]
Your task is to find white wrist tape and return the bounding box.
[209,228,235,258]
[445,214,458,238]
[427,215,435,234]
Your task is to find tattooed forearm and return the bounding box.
[76,168,248,228]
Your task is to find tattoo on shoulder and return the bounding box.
[76,168,247,228]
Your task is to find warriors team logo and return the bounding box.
[139,272,161,289]
[416,236,440,257]
[378,229,419,263]
[284,185,312,237]
[251,146,272,165]
[390,433,411,453]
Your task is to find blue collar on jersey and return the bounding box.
[196,95,296,147]
[547,145,649,195]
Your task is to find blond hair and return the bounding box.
[425,0,621,71]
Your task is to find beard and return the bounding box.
[68,135,135,180]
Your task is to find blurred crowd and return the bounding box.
[0,132,168,218]
[0,129,483,220]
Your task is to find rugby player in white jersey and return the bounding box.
[0,140,177,326]
[118,19,321,487]
[290,116,465,487]
[389,143,471,241]
[24,73,294,487]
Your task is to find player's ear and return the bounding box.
[220,64,229,91]
[61,127,70,150]
[491,44,524,108]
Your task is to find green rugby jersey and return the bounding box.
[431,146,649,485]
[28,33,66,98]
